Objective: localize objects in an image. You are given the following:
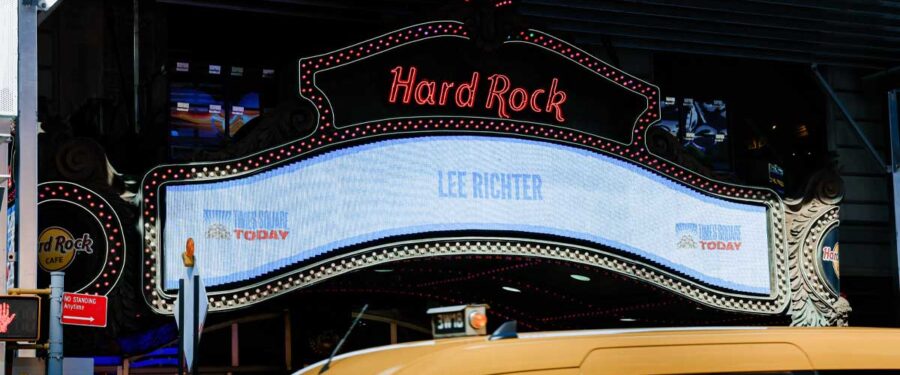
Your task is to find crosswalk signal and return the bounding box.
[0,295,41,342]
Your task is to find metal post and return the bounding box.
[889,90,899,172]
[2,13,19,375]
[230,322,238,375]
[48,271,64,375]
[888,90,900,299]
[132,0,140,133]
[0,169,9,372]
[17,0,39,291]
[16,0,39,360]
[2,346,9,375]
[390,321,397,344]
[284,310,291,371]
[191,274,198,374]
[178,279,184,375]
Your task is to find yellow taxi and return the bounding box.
[294,306,900,375]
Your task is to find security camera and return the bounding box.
[33,0,52,10]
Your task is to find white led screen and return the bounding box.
[164,136,771,294]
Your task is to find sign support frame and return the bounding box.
[191,274,199,374]
[887,90,900,300]
[178,279,184,375]
[47,271,63,375]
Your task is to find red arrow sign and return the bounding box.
[61,293,107,328]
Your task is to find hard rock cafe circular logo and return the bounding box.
[38,226,95,272]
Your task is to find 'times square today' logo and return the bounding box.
[676,223,743,251]
[204,209,290,241]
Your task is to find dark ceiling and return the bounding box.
[216,255,789,333]
[154,0,900,69]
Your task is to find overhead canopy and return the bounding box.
[156,0,900,69]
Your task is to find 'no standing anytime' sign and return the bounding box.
[61,292,108,328]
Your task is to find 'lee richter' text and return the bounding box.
[437,170,543,200]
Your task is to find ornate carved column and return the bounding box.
[785,169,849,326]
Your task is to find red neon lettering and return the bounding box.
[530,89,544,113]
[546,78,567,122]
[389,66,417,104]
[455,72,479,108]
[386,67,566,123]
[415,80,437,105]
[509,88,529,112]
[486,74,511,119]
[438,82,455,105]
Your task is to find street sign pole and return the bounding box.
[178,279,184,375]
[192,274,199,374]
[175,238,207,374]
[16,0,39,360]
[48,271,63,375]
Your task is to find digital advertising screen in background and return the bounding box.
[143,21,787,313]
[164,136,770,294]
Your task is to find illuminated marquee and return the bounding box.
[163,136,770,293]
[142,21,789,315]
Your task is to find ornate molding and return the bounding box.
[147,237,789,315]
[784,169,846,326]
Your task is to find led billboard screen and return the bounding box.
[163,136,770,294]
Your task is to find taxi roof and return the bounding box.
[294,326,900,375]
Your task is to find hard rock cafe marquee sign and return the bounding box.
[141,21,846,326]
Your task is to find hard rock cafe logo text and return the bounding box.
[388,66,568,123]
[676,223,743,251]
[205,209,290,241]
[822,243,839,262]
[38,226,94,272]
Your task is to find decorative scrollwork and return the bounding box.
[815,169,844,206]
[785,169,845,326]
[54,137,111,184]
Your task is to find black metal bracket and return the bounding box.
[811,63,889,173]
